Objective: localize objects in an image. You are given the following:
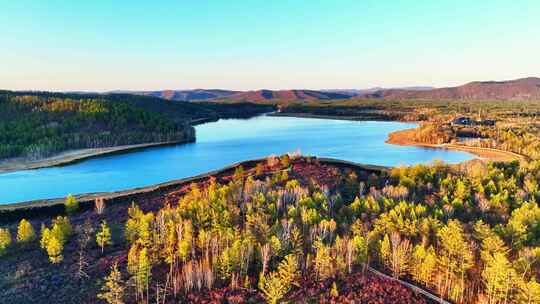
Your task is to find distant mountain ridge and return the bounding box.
[118,89,239,101]
[323,87,434,97]
[125,89,351,101]
[226,89,352,101]
[362,77,540,100]
[110,77,540,102]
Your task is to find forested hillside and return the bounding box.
[0,156,539,303]
[0,91,273,160]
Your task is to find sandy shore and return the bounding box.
[386,128,524,162]
[0,140,193,174]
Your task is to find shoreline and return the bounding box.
[0,115,264,175]
[385,128,525,162]
[0,157,387,217]
[273,113,523,162]
[267,111,401,122]
[0,113,522,176]
[0,140,194,174]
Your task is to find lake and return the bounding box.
[0,116,474,204]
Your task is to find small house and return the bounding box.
[451,116,472,126]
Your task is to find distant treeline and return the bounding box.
[279,103,415,121]
[0,91,273,160]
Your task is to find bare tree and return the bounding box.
[76,220,94,281]
[95,197,106,215]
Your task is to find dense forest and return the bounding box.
[401,120,540,160]
[0,91,273,160]
[0,156,539,303]
[275,99,540,120]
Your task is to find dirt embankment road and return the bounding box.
[386,128,524,162]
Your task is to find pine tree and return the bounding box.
[379,234,391,270]
[314,241,333,280]
[277,254,300,288]
[330,281,339,298]
[65,194,79,215]
[51,216,73,243]
[137,248,151,298]
[0,228,12,256]
[259,255,299,304]
[410,244,436,287]
[436,220,473,303]
[389,232,411,278]
[482,252,517,304]
[40,225,51,250]
[96,220,112,253]
[258,271,285,304]
[353,234,368,265]
[16,219,36,244]
[98,262,125,304]
[218,249,233,281]
[46,235,64,263]
[517,278,540,304]
[127,244,140,276]
[40,216,72,263]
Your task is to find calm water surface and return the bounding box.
[0,116,474,204]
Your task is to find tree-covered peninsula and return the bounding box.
[0,91,273,160]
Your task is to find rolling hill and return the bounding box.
[362,77,540,100]
[0,91,272,160]
[133,89,239,101]
[225,89,352,101]
[114,77,540,102]
[127,89,352,102]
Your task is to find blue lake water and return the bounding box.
[0,116,474,204]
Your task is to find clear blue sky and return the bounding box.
[1,1,539,91]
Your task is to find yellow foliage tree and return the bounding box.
[17,219,36,244]
[259,254,299,304]
[0,228,12,256]
[98,262,125,304]
[40,216,72,263]
[46,235,64,263]
[65,194,79,215]
[96,221,113,253]
[482,252,517,304]
[517,278,540,304]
